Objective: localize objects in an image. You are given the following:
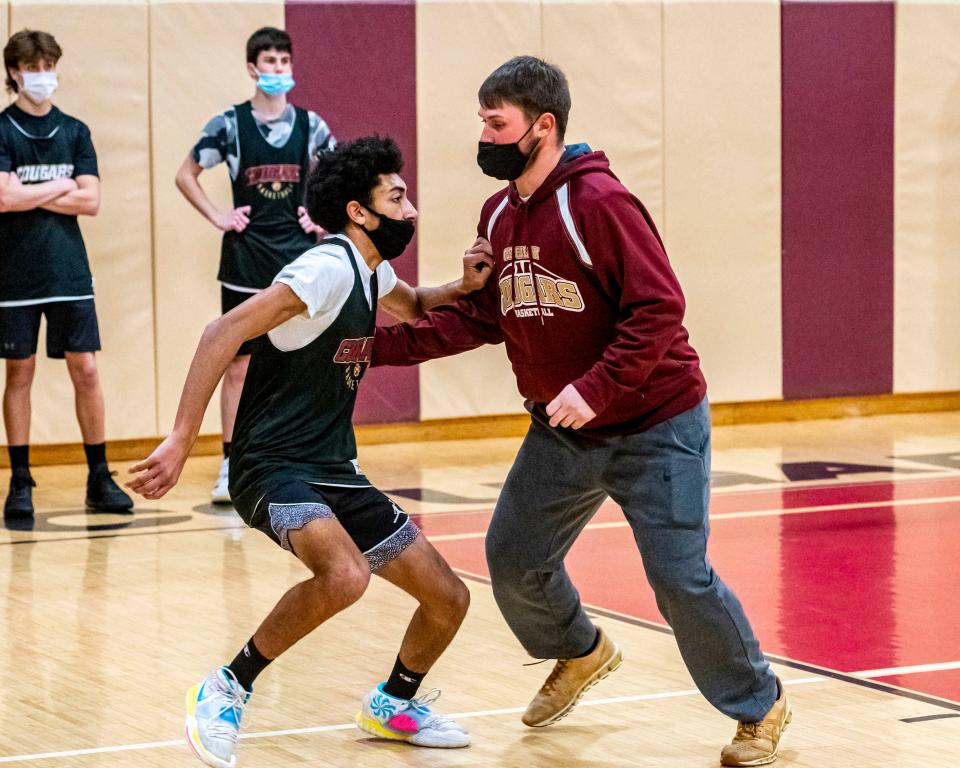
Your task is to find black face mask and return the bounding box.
[360,206,415,261]
[477,119,541,181]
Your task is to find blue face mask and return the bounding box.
[256,71,295,95]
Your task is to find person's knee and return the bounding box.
[645,558,713,604]
[485,546,516,584]
[226,356,249,388]
[5,358,36,390]
[315,558,370,611]
[436,574,470,624]
[412,563,470,623]
[67,356,99,392]
[486,533,531,583]
[485,518,521,568]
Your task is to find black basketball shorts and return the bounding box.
[0,299,101,360]
[221,285,260,356]
[238,477,420,571]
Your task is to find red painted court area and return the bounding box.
[419,476,960,704]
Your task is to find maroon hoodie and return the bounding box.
[373,147,707,436]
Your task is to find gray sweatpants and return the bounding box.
[485,397,778,722]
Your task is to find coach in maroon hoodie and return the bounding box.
[373,56,791,766]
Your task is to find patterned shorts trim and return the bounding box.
[365,518,421,572]
[268,501,335,551]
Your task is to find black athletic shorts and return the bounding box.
[221,286,259,356]
[236,477,420,571]
[0,299,101,360]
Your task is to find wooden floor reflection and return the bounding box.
[2,410,960,766]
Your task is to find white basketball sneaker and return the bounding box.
[185,666,250,768]
[211,458,230,504]
[355,684,470,748]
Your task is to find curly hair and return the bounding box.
[305,136,404,233]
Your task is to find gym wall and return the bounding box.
[286,0,420,425]
[662,1,782,404]
[2,0,958,448]
[415,0,540,420]
[781,2,895,399]
[5,0,155,444]
[150,0,285,436]
[1,4,6,104]
[894,1,960,394]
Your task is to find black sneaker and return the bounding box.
[4,474,36,519]
[86,470,134,514]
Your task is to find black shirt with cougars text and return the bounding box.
[0,104,97,304]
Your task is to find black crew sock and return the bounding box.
[382,655,426,701]
[228,637,272,692]
[8,445,30,480]
[573,628,601,658]
[223,441,231,460]
[83,443,108,476]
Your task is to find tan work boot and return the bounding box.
[521,628,623,727]
[720,678,792,766]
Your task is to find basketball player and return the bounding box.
[129,136,494,768]
[372,57,792,766]
[175,26,335,504]
[0,29,133,519]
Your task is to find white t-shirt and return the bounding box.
[268,238,397,352]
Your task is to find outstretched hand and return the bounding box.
[462,237,495,293]
[126,435,191,500]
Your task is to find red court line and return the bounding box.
[710,474,960,514]
[874,670,960,705]
[411,510,498,535]
[431,496,960,704]
[414,502,624,536]
[415,475,960,534]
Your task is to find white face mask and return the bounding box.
[20,71,59,102]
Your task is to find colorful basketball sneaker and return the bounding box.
[185,666,250,768]
[355,684,470,748]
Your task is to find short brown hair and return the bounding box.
[246,27,291,65]
[479,56,571,142]
[4,29,62,94]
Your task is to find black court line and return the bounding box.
[900,713,960,723]
[454,569,960,715]
[0,523,245,547]
[8,468,960,541]
[5,520,960,715]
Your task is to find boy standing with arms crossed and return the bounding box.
[0,29,132,519]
